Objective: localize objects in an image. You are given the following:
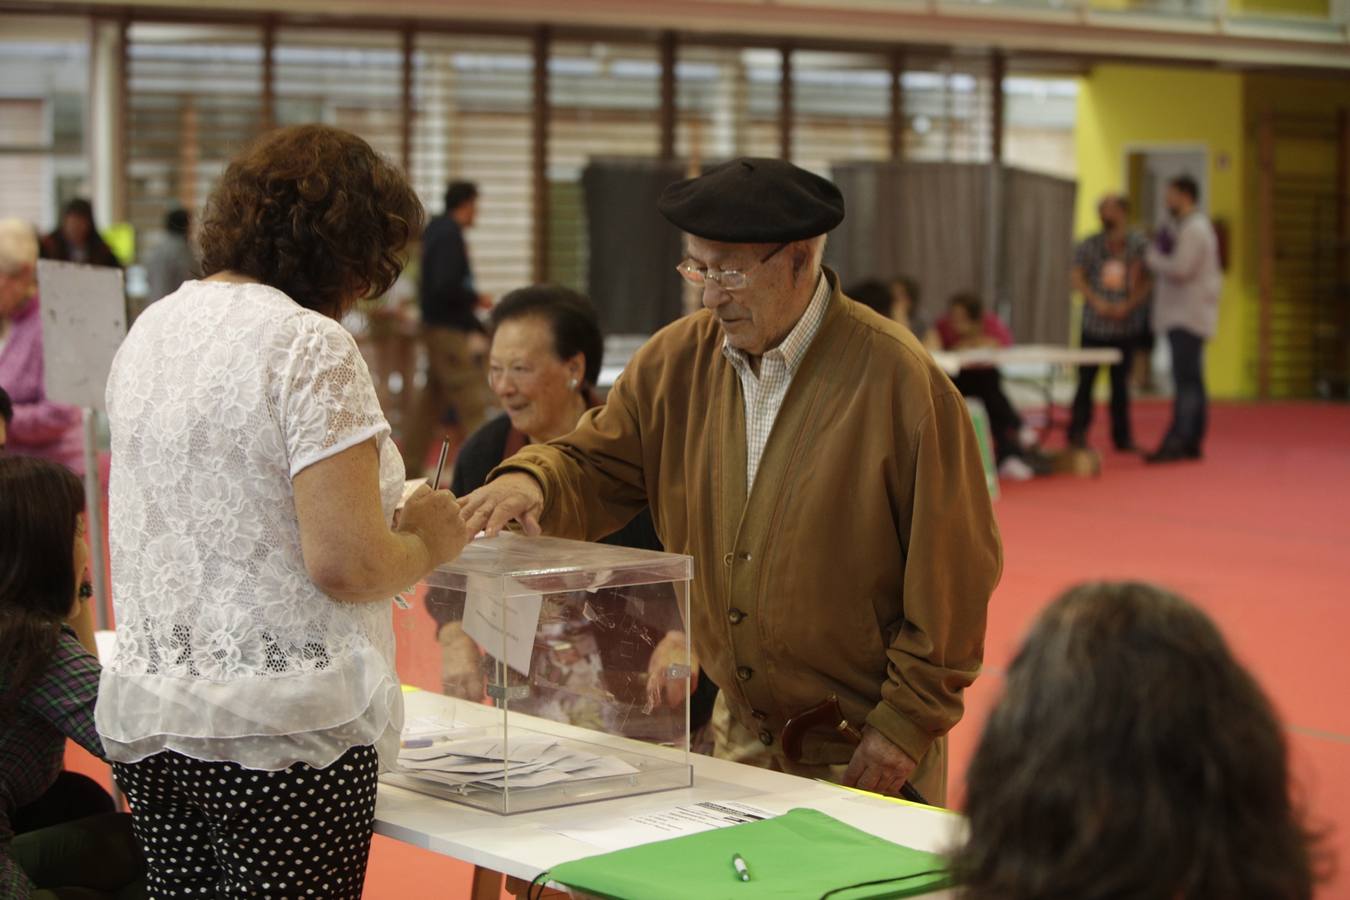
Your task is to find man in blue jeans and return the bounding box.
[1144,175,1222,464]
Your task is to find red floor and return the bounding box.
[67,400,1350,898]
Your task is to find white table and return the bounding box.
[600,336,1119,385]
[933,344,1125,443]
[931,344,1122,376]
[376,690,962,898]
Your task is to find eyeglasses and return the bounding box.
[676,243,788,292]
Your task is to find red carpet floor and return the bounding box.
[67,400,1350,898]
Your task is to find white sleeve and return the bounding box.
[277,314,390,478]
[1148,222,1208,281]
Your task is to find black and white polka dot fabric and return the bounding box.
[112,744,378,898]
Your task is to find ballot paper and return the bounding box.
[460,573,543,677]
[398,478,428,510]
[400,715,473,745]
[396,728,640,794]
[556,800,777,852]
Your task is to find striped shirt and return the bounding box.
[723,273,831,491]
[1074,229,1150,341]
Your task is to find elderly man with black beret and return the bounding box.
[462,158,1001,804]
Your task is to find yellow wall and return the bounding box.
[1229,0,1330,17]
[1075,65,1253,398]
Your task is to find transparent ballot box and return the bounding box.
[386,533,694,814]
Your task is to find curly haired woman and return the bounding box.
[97,125,471,897]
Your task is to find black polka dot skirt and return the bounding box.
[112,744,379,899]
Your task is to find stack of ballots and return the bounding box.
[397,721,640,792]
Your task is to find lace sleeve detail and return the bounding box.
[277,314,390,478]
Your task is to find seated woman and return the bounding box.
[0,456,143,900]
[955,582,1319,900]
[432,285,718,738]
[934,292,1040,480]
[0,220,83,474]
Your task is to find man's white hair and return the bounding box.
[0,219,39,277]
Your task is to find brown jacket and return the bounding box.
[494,269,1001,771]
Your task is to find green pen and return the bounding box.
[732,853,751,882]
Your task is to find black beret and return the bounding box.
[657,157,845,243]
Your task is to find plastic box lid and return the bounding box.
[424,533,694,596]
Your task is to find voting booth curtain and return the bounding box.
[581,158,687,336]
[827,161,1077,346]
[579,157,1076,345]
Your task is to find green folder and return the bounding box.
[544,807,951,900]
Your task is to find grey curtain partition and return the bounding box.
[581,158,687,335]
[827,161,1077,345]
[1000,168,1077,346]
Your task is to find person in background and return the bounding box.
[0,386,11,451]
[97,125,470,898]
[1,456,144,900]
[889,276,928,339]
[461,158,1001,804]
[1069,193,1151,452]
[141,208,198,306]
[845,279,894,321]
[405,180,494,475]
[431,285,719,739]
[934,292,1039,481]
[0,219,84,474]
[39,199,121,269]
[1145,174,1222,464]
[954,581,1319,899]
[845,277,929,341]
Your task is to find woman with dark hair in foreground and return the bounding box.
[0,456,143,899]
[955,582,1320,900]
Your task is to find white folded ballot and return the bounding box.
[396,719,639,793]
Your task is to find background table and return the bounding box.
[377,690,963,898]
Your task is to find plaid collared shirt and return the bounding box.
[723,272,831,491]
[2,627,102,899]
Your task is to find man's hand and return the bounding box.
[841,726,918,798]
[459,473,545,537]
[437,622,484,700]
[645,631,700,712]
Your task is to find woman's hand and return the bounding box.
[398,485,471,567]
[295,439,469,603]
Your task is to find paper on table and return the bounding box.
[398,478,428,510]
[556,800,776,852]
[435,734,557,763]
[460,573,543,677]
[478,768,577,789]
[401,715,471,743]
[561,755,641,779]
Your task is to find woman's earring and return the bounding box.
[569,378,579,391]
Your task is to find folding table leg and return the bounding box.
[471,865,504,900]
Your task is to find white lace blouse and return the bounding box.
[95,281,406,772]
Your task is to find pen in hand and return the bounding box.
[431,436,451,491]
[732,853,751,883]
